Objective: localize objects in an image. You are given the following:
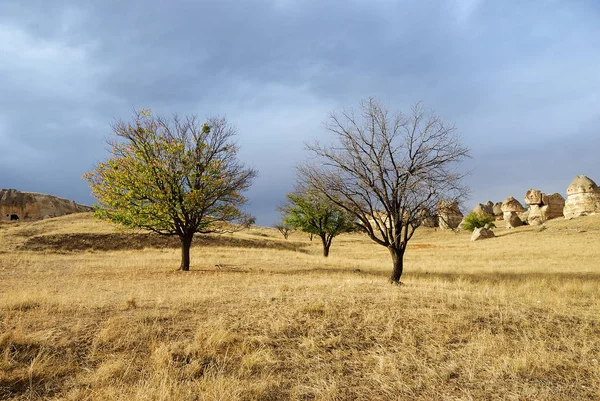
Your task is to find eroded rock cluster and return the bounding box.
[0,189,92,221]
[524,189,565,225]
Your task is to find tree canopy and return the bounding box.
[84,109,257,270]
[280,187,356,257]
[299,99,470,282]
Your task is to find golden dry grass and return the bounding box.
[1,213,599,400]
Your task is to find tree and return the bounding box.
[274,221,292,239]
[279,186,355,257]
[299,99,469,283]
[84,109,257,271]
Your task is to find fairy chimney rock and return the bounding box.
[524,189,543,205]
[501,196,525,213]
[563,175,600,219]
[437,200,463,230]
[501,196,525,229]
[523,189,565,225]
[490,202,502,220]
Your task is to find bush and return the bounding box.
[463,212,495,232]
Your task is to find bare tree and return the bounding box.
[300,98,470,283]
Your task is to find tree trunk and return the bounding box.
[321,235,330,257]
[389,247,404,283]
[179,234,194,271]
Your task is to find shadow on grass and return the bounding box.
[274,267,600,283]
[18,233,309,253]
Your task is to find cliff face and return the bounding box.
[0,189,92,221]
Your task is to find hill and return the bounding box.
[1,213,599,400]
[0,189,92,222]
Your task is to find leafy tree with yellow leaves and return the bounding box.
[85,110,257,271]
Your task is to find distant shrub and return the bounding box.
[463,212,495,232]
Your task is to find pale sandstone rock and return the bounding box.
[0,189,92,221]
[518,209,530,225]
[471,226,495,241]
[501,196,525,229]
[543,193,565,220]
[438,200,463,230]
[492,202,503,219]
[523,189,564,224]
[524,189,543,205]
[472,203,494,218]
[563,175,600,219]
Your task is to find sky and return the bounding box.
[1,0,599,225]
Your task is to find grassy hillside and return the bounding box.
[1,213,599,400]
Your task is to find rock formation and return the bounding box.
[0,189,92,222]
[438,200,463,230]
[492,202,503,220]
[563,175,600,219]
[501,196,525,229]
[524,188,565,225]
[472,202,494,218]
[418,208,438,228]
[471,224,495,241]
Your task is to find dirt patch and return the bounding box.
[19,233,309,253]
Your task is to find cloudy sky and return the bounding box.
[1,0,599,225]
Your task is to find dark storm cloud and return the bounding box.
[1,0,599,224]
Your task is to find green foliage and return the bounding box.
[279,188,355,256]
[463,212,495,232]
[84,110,257,269]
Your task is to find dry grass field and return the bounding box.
[1,213,599,400]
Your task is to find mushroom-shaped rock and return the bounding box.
[567,175,600,196]
[564,175,600,219]
[501,196,525,229]
[501,196,525,213]
[524,189,543,206]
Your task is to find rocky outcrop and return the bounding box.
[492,202,503,220]
[0,189,92,221]
[472,202,494,218]
[438,200,463,230]
[524,189,565,225]
[471,224,495,241]
[501,196,525,229]
[418,208,438,228]
[563,175,600,219]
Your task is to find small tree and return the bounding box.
[279,187,355,257]
[84,110,257,271]
[274,222,292,239]
[300,99,469,283]
[462,212,495,232]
